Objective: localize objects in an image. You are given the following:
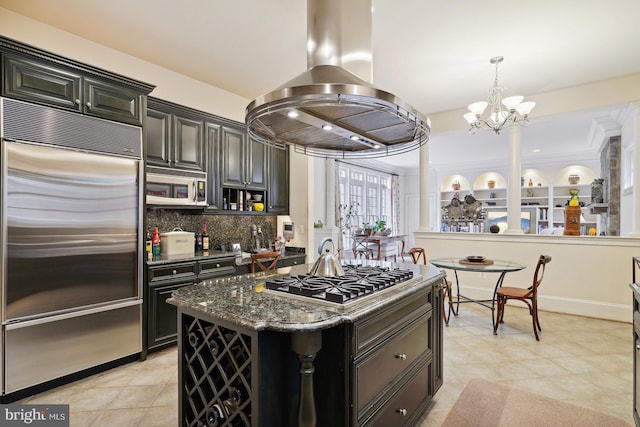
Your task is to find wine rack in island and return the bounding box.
[182,315,253,427]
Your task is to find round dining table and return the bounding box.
[429,257,526,334]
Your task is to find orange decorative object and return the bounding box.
[563,206,581,235]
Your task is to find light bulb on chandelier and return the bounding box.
[463,56,536,134]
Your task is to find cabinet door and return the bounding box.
[268,145,289,214]
[205,122,221,209]
[248,138,268,190]
[148,281,188,350]
[173,114,204,171]
[83,77,143,126]
[221,125,246,187]
[2,54,81,111]
[431,281,443,393]
[146,107,172,167]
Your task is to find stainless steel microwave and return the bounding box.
[146,167,207,207]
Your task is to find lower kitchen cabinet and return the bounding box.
[632,278,640,426]
[146,261,197,354]
[148,281,187,351]
[197,256,236,280]
[350,290,434,426]
[145,257,236,354]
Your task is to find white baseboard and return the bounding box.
[448,286,632,323]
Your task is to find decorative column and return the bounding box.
[629,102,640,237]
[325,159,337,230]
[505,125,524,234]
[418,142,432,231]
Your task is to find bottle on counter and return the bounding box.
[146,230,153,262]
[202,222,210,251]
[195,228,203,251]
[152,227,161,257]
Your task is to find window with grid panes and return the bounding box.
[338,163,394,253]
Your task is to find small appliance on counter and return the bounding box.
[283,221,294,240]
[160,228,195,257]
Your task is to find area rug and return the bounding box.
[440,378,632,427]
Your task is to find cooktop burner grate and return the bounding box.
[264,265,415,304]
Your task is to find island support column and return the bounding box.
[292,330,322,427]
[505,126,524,234]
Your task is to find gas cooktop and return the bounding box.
[264,264,417,306]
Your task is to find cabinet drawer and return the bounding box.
[198,257,236,279]
[148,262,197,284]
[355,289,430,357]
[364,361,430,427]
[279,255,305,268]
[356,313,430,412]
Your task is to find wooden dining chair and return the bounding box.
[251,251,279,273]
[495,254,552,340]
[409,247,426,265]
[408,247,453,324]
[352,234,373,260]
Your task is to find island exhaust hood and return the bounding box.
[245,0,430,159]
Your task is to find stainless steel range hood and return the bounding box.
[245,0,430,159]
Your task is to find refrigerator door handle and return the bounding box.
[4,299,142,330]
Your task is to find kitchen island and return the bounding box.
[168,261,445,427]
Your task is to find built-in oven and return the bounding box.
[146,167,207,207]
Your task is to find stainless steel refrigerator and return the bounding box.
[1,98,143,395]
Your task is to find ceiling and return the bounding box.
[1,0,639,170]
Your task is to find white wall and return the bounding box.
[416,231,639,322]
[0,8,249,122]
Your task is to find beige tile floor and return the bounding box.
[19,303,633,426]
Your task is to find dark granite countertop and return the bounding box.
[147,247,306,266]
[167,262,445,333]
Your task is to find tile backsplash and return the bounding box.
[146,209,277,253]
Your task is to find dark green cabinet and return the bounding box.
[2,53,145,126]
[144,96,287,213]
[145,107,171,165]
[149,281,186,351]
[146,98,205,171]
[146,260,198,353]
[221,127,267,190]
[145,256,236,354]
[268,145,290,214]
[205,122,221,209]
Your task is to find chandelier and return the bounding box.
[463,56,536,134]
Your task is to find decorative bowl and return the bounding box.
[568,174,580,185]
[253,194,263,201]
[253,202,264,212]
[466,256,485,263]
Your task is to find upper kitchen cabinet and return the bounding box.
[204,121,221,210]
[146,98,205,171]
[268,145,290,214]
[1,41,153,127]
[221,127,267,191]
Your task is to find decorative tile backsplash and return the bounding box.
[146,209,277,252]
